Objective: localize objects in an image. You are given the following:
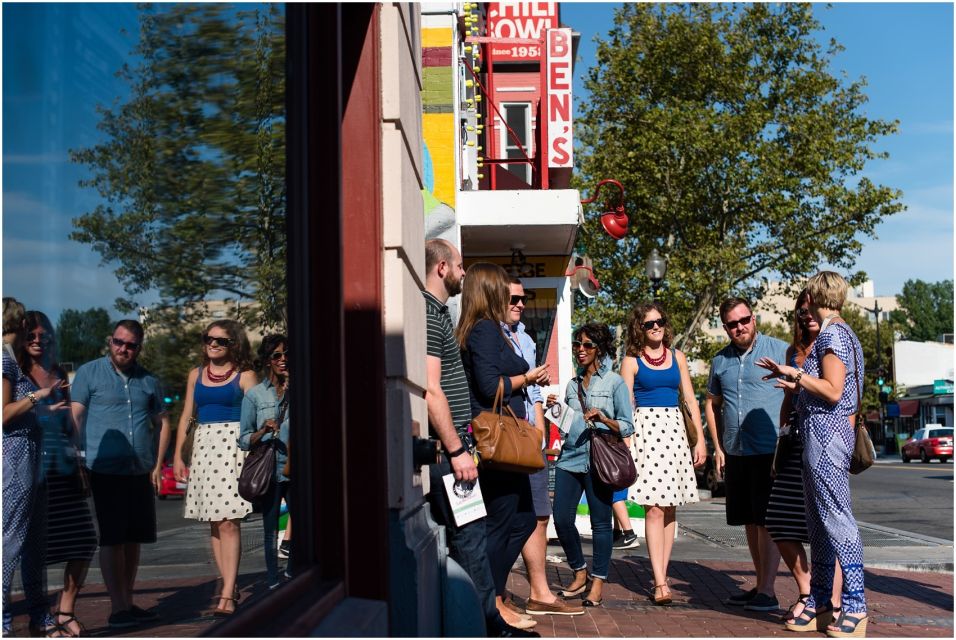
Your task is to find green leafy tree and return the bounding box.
[889,279,954,342]
[56,307,113,367]
[575,3,904,349]
[70,3,286,333]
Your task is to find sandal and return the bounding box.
[208,596,238,617]
[826,611,867,638]
[651,584,672,606]
[582,597,603,607]
[53,612,85,638]
[781,594,811,623]
[784,602,835,633]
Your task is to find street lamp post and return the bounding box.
[645,249,665,301]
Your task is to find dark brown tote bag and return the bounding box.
[578,380,635,490]
[471,378,545,474]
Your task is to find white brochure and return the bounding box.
[442,474,487,526]
[545,400,576,435]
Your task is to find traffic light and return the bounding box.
[877,376,884,387]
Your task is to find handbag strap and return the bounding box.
[832,323,863,415]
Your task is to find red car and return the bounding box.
[901,427,953,463]
[157,462,187,499]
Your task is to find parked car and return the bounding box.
[157,462,187,498]
[900,427,954,463]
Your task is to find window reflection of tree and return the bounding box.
[69,3,287,335]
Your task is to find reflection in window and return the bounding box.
[3,3,289,634]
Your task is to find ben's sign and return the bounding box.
[546,28,573,168]
[486,1,559,61]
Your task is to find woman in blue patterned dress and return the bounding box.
[2,311,69,636]
[758,271,868,638]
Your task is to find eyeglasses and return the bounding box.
[203,335,235,348]
[641,318,667,331]
[571,340,597,351]
[110,337,141,351]
[27,332,53,345]
[723,315,753,331]
[270,351,287,361]
[796,308,811,318]
[510,295,527,306]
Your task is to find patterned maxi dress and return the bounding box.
[797,322,866,615]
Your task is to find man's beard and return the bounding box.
[444,272,462,297]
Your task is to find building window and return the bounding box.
[501,102,531,183]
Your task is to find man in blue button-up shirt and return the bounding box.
[71,320,167,628]
[705,297,788,612]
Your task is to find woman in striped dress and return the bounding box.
[28,312,98,636]
[765,291,842,625]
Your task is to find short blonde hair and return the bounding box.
[806,271,849,311]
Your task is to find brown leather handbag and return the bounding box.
[577,379,635,490]
[471,378,545,474]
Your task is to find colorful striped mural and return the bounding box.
[422,26,455,216]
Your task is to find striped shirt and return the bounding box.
[423,290,472,435]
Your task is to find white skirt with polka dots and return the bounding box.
[184,421,253,522]
[628,406,700,507]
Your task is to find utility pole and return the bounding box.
[863,301,886,451]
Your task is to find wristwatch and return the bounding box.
[26,391,39,405]
[447,445,468,458]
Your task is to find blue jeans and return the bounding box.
[261,480,290,586]
[427,459,499,625]
[552,467,614,580]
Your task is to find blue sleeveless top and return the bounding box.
[195,369,243,423]
[633,355,680,407]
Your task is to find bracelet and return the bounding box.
[26,391,39,405]
[447,446,468,458]
[523,374,529,387]
[793,369,804,384]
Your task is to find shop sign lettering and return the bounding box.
[546,28,572,168]
[487,2,558,61]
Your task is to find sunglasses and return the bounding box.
[571,340,598,351]
[27,332,53,345]
[796,308,811,318]
[110,337,141,351]
[641,318,667,331]
[510,295,527,306]
[270,350,288,361]
[723,315,753,331]
[203,335,235,348]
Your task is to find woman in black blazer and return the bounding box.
[456,262,551,629]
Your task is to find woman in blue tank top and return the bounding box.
[620,302,706,605]
[170,320,257,616]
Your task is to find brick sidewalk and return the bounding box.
[507,556,954,638]
[8,559,952,637]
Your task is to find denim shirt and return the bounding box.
[707,332,788,456]
[71,356,164,475]
[555,355,634,474]
[502,321,543,422]
[238,379,289,482]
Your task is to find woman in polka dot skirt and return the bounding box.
[620,302,706,606]
[171,320,258,616]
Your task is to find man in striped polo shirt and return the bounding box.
[423,239,537,638]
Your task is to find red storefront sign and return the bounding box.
[486,1,559,62]
[546,28,573,168]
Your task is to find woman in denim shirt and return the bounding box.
[548,323,633,608]
[238,335,290,590]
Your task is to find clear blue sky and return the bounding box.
[3,3,953,326]
[562,2,954,297]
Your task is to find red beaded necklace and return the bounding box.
[642,348,667,367]
[206,365,236,383]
